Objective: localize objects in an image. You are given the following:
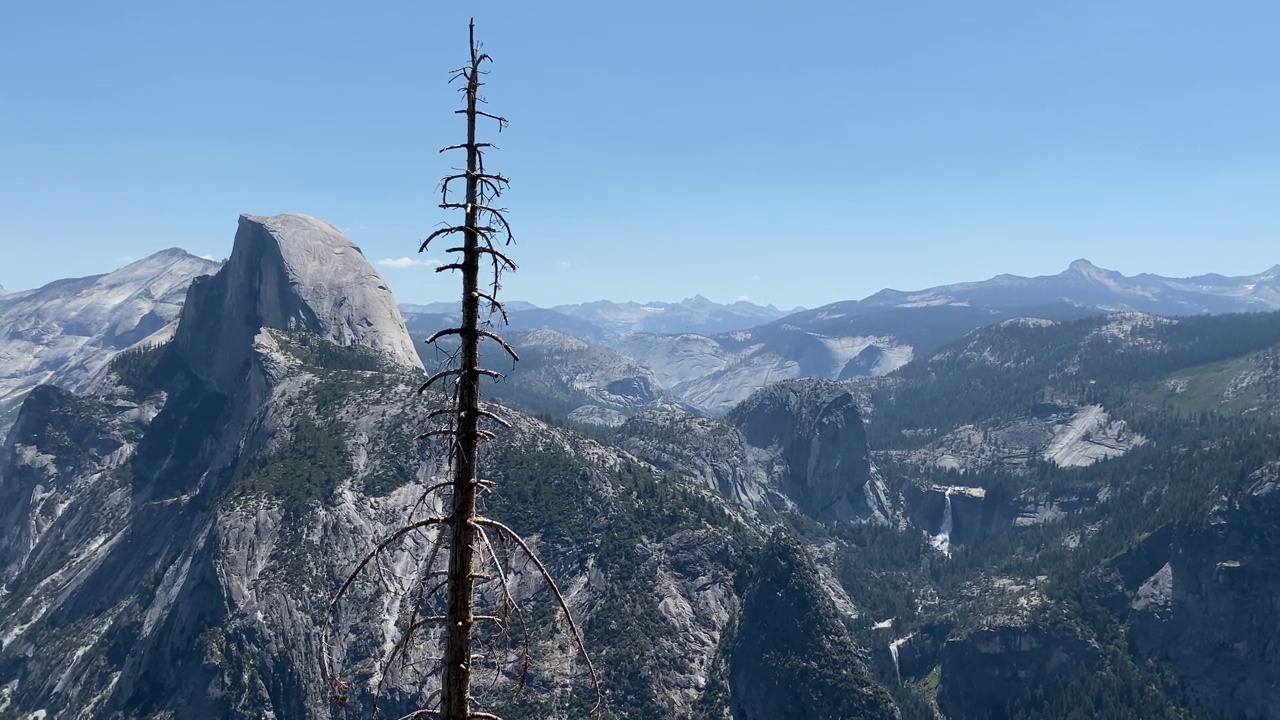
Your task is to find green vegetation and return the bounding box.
[227,333,415,506]
[755,312,1280,718]
[275,330,396,373]
[730,529,897,720]
[1127,345,1280,417]
[480,438,752,719]
[231,413,349,510]
[866,310,1280,449]
[107,342,174,396]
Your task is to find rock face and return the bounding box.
[0,249,220,435]
[936,620,1102,718]
[618,328,913,416]
[176,213,422,394]
[890,402,1147,474]
[617,411,780,512]
[903,485,988,546]
[727,379,893,523]
[728,530,899,720]
[0,214,434,720]
[1089,463,1280,720]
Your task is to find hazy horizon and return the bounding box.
[5,242,1277,312]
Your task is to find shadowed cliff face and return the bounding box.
[936,620,1103,719]
[729,529,899,720]
[728,379,892,523]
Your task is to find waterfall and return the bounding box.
[930,489,953,556]
[888,633,913,686]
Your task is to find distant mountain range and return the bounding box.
[5,254,1279,427]
[854,258,1280,315]
[398,295,801,345]
[608,261,1280,413]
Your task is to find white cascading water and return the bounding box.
[888,641,902,686]
[930,489,953,556]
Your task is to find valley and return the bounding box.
[2,217,1279,719]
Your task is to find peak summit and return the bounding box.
[175,213,421,391]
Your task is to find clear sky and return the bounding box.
[2,1,1277,308]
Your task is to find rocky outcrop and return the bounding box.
[618,410,780,512]
[175,213,421,395]
[904,485,988,547]
[894,403,1146,473]
[489,329,662,419]
[728,379,893,523]
[618,329,911,415]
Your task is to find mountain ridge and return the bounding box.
[854,258,1280,315]
[0,248,221,436]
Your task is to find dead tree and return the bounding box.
[322,20,598,720]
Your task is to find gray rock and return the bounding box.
[175,213,422,395]
[0,249,220,436]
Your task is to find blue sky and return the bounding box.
[2,1,1277,308]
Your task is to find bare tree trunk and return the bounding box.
[439,21,486,718]
[323,20,598,720]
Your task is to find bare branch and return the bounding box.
[477,409,513,429]
[419,225,473,252]
[439,142,495,153]
[477,525,531,701]
[475,291,509,324]
[424,328,520,362]
[329,518,449,616]
[476,517,602,715]
[444,245,517,271]
[416,428,455,441]
[440,173,509,205]
[437,204,514,245]
[419,367,504,393]
[321,516,448,704]
[328,20,593,720]
[454,108,509,129]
